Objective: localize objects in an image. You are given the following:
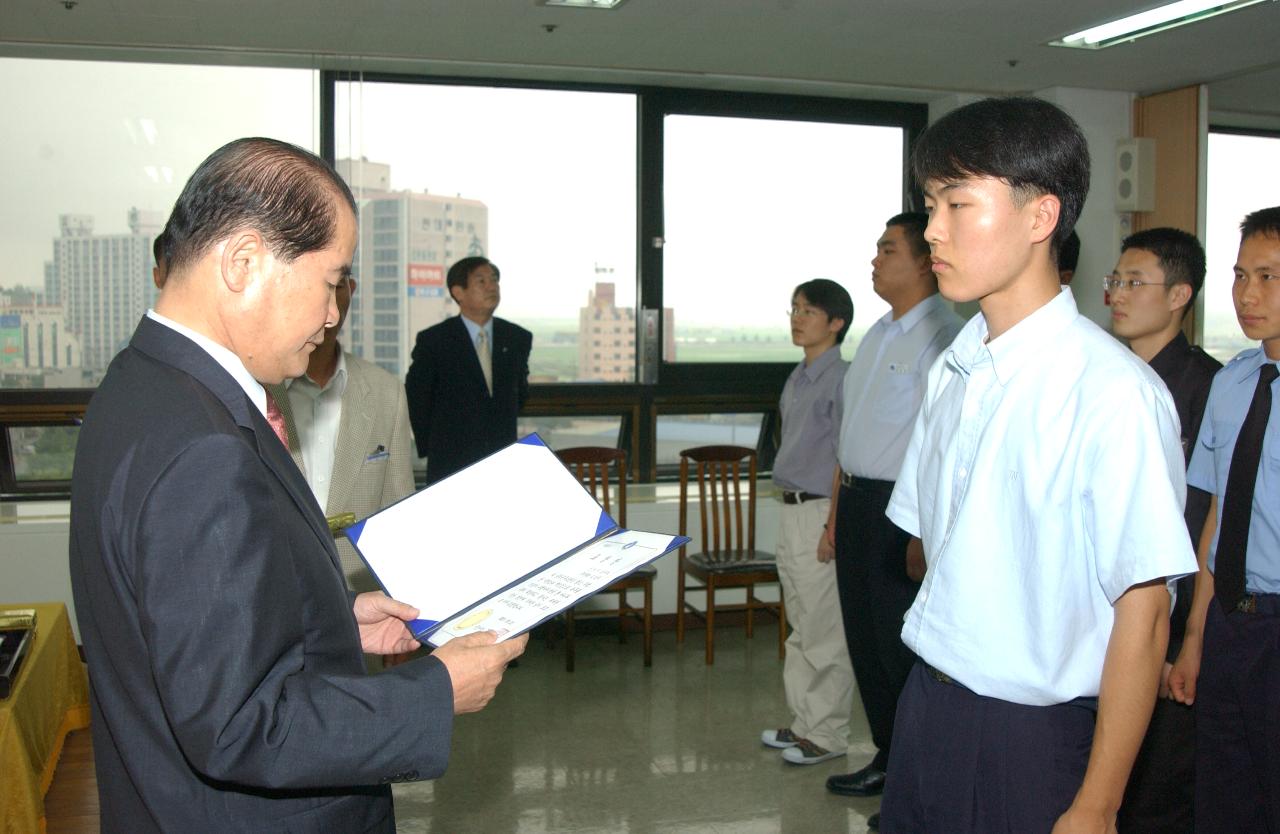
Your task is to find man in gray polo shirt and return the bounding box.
[761,278,855,765]
[823,213,963,812]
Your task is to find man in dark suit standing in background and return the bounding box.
[69,137,526,833]
[406,256,532,485]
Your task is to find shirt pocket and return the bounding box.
[871,366,920,423]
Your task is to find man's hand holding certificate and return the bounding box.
[346,435,687,648]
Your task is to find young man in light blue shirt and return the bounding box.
[878,97,1196,833]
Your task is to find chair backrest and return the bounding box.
[678,445,756,556]
[555,446,627,527]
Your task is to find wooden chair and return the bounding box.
[556,446,655,672]
[677,445,785,665]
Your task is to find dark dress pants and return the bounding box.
[880,663,1094,833]
[1195,596,1280,833]
[834,477,918,770]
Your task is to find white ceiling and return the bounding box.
[2,0,1278,120]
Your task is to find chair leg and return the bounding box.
[745,582,755,639]
[565,608,576,673]
[642,578,653,668]
[705,582,715,665]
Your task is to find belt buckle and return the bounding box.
[926,665,954,685]
[1236,594,1259,614]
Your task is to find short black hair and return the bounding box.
[1241,206,1280,241]
[911,96,1090,259]
[1121,227,1206,318]
[886,211,930,259]
[446,256,500,295]
[1058,230,1080,273]
[161,137,357,277]
[792,279,854,343]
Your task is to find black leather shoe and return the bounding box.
[825,764,887,796]
[867,811,880,830]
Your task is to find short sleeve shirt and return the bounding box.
[1187,347,1280,594]
[773,345,847,496]
[837,294,963,481]
[886,288,1196,706]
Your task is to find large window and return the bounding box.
[334,78,637,383]
[663,115,903,361]
[1204,129,1280,363]
[0,57,922,490]
[0,58,319,390]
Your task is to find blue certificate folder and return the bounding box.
[346,434,688,647]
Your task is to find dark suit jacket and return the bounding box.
[405,315,532,484]
[69,317,454,833]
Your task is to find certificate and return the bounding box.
[346,435,686,646]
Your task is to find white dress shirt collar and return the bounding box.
[459,314,494,349]
[946,285,1078,386]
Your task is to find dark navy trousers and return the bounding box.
[880,663,1094,834]
[1195,596,1280,833]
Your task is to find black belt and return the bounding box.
[840,472,894,492]
[1234,592,1280,615]
[781,490,825,505]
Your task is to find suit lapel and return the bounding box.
[131,318,344,578]
[491,318,509,398]
[327,362,374,515]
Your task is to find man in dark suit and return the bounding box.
[69,137,526,833]
[406,256,532,485]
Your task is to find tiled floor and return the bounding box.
[392,623,880,833]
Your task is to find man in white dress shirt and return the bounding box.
[877,97,1196,833]
[273,272,416,594]
[822,213,962,811]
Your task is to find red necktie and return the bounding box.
[264,390,290,449]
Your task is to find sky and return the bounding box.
[0,58,316,288]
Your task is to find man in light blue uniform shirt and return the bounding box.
[1171,205,1280,832]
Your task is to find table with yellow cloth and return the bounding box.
[0,602,90,834]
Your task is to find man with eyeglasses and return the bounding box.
[761,278,855,768]
[1106,227,1219,834]
[820,214,962,822]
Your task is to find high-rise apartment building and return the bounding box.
[46,208,162,377]
[0,288,82,386]
[579,281,635,382]
[336,158,489,377]
[577,280,675,381]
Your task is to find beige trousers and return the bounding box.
[776,497,854,751]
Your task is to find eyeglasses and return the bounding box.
[787,307,824,318]
[1103,275,1171,292]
